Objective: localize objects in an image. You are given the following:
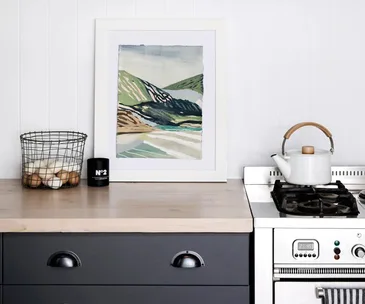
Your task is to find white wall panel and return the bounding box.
[48,0,78,130]
[106,0,135,17]
[227,0,365,177]
[0,0,20,178]
[194,0,230,17]
[19,0,49,131]
[77,0,106,174]
[166,0,194,17]
[135,0,166,17]
[2,0,365,178]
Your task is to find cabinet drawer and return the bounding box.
[0,234,3,284]
[3,286,249,304]
[3,233,249,285]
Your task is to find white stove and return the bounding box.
[244,166,365,304]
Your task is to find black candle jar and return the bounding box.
[87,158,109,187]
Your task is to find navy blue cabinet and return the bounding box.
[3,286,249,304]
[1,233,251,304]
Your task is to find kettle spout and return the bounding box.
[271,154,291,179]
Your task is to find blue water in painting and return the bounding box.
[156,125,202,132]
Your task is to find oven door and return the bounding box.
[275,282,365,304]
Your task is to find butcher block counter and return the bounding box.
[0,179,252,233]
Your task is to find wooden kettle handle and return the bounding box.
[281,122,334,155]
[284,122,332,139]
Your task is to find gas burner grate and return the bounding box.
[271,180,359,217]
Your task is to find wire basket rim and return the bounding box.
[20,131,88,144]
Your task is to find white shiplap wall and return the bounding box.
[2,0,365,179]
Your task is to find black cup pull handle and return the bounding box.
[171,250,205,268]
[47,251,81,268]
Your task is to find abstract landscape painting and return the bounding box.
[116,45,203,159]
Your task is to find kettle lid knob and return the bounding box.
[302,146,315,154]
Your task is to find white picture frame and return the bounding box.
[94,18,226,182]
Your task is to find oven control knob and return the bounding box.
[355,248,365,258]
[353,245,365,258]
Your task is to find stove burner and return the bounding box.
[271,180,359,217]
[297,200,337,214]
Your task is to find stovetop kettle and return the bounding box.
[271,122,334,186]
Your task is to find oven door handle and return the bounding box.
[315,287,363,304]
[316,287,326,304]
[316,287,324,299]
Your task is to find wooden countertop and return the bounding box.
[0,180,252,233]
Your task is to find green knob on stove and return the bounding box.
[334,240,340,246]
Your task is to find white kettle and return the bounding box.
[271,122,334,186]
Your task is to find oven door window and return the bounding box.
[275,282,365,304]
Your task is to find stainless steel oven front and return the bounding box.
[274,228,365,304]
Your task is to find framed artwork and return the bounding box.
[94,18,226,182]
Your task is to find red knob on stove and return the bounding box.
[334,254,340,260]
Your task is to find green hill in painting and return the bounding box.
[118,70,154,106]
[118,70,177,106]
[163,74,203,94]
[118,70,202,128]
[132,99,202,127]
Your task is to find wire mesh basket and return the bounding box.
[20,131,87,189]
